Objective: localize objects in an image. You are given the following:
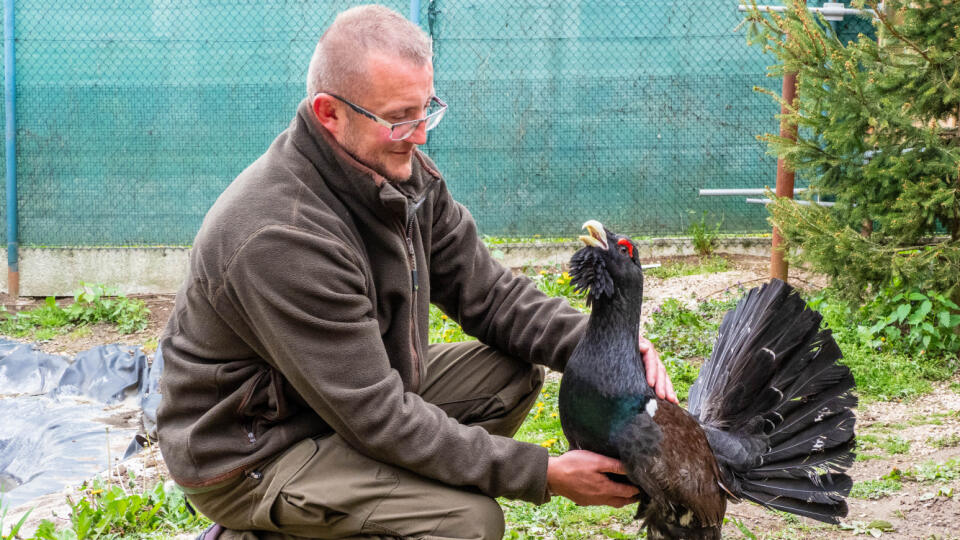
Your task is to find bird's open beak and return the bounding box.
[579,220,608,250]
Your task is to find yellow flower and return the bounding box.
[542,393,550,398]
[550,412,558,418]
[441,314,448,320]
[537,402,544,408]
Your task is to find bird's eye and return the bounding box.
[616,238,634,258]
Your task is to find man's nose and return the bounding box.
[407,120,428,145]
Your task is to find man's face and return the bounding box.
[338,52,434,183]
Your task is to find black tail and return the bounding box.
[688,279,856,524]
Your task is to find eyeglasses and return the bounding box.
[319,93,447,141]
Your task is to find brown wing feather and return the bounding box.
[619,399,727,528]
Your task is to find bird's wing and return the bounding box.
[613,400,727,527]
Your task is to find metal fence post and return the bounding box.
[409,0,420,25]
[4,0,18,297]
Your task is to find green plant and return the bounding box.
[31,478,209,540]
[850,476,902,499]
[1,504,31,540]
[880,435,910,455]
[928,433,960,449]
[839,520,896,536]
[428,305,473,344]
[0,283,150,339]
[645,296,737,360]
[527,267,587,308]
[807,288,937,401]
[687,212,721,257]
[726,517,758,539]
[66,283,150,334]
[858,284,960,377]
[906,457,960,483]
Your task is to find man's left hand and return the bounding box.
[637,335,677,404]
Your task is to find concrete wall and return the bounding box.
[0,237,772,296]
[2,248,192,297]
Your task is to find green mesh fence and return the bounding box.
[0,1,876,246]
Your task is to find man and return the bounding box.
[158,5,676,539]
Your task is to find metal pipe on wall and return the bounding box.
[410,0,421,25]
[4,0,18,298]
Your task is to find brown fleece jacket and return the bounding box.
[157,99,587,504]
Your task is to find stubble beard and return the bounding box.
[340,126,413,183]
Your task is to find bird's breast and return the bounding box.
[559,375,648,456]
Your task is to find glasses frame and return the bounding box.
[318,93,447,141]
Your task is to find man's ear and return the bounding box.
[312,94,342,136]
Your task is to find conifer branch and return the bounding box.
[870,0,933,64]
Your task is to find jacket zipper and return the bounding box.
[400,179,440,392]
[403,200,422,391]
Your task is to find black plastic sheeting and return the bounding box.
[0,339,161,508]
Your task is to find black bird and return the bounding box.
[559,220,857,539]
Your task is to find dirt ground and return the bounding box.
[3,255,959,539]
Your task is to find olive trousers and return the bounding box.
[184,341,546,540]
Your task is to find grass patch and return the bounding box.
[880,435,911,455]
[0,284,149,341]
[950,382,960,394]
[929,433,960,449]
[482,236,577,245]
[644,257,731,279]
[853,459,960,502]
[513,380,566,455]
[66,326,93,340]
[501,497,636,539]
[834,337,932,402]
[906,457,960,483]
[2,477,209,540]
[850,477,903,499]
[645,296,737,360]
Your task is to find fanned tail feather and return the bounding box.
[740,491,849,524]
[689,279,857,524]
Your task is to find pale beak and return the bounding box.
[579,220,608,249]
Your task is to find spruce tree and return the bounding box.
[745,0,960,301]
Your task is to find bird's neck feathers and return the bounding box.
[585,290,644,358]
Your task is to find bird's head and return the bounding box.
[569,220,644,307]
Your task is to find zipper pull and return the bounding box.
[412,269,419,291]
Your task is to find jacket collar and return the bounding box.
[289,98,440,221]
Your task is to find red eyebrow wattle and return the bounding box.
[617,238,633,258]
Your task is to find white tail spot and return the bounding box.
[645,399,658,417]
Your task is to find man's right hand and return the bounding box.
[546,450,640,507]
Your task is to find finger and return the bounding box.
[656,362,668,400]
[666,376,678,404]
[603,479,641,499]
[639,339,658,387]
[595,456,627,475]
[606,496,641,508]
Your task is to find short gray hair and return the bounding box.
[306,5,433,98]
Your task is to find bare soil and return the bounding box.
[3,255,959,539]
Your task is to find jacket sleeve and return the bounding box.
[221,224,554,504]
[428,185,587,372]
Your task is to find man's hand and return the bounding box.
[546,450,639,507]
[638,334,678,404]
